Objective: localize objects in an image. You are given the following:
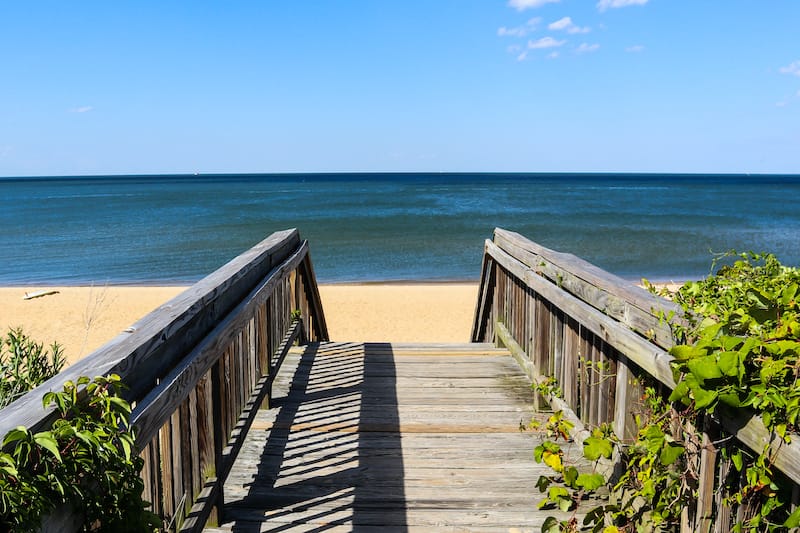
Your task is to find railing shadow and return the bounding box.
[227,342,407,532]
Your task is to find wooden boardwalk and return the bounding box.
[204,342,591,532]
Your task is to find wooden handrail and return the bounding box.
[472,227,800,531]
[3,229,328,532]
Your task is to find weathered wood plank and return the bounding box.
[0,230,303,437]
[492,229,680,350]
[487,239,677,388]
[131,243,311,447]
[208,342,598,532]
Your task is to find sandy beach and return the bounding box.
[0,283,479,366]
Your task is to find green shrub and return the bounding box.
[0,328,66,409]
[0,375,160,532]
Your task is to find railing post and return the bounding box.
[210,360,225,525]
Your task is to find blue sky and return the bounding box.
[1,1,798,176]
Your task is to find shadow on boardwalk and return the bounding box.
[213,342,588,532]
[222,343,408,531]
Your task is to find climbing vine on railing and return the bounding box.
[0,375,160,532]
[532,252,800,532]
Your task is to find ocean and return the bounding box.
[1,173,798,285]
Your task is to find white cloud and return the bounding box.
[69,106,93,113]
[597,0,648,12]
[576,43,600,54]
[625,45,645,53]
[509,0,560,11]
[779,61,800,76]
[776,101,787,107]
[797,89,800,97]
[517,50,529,61]
[528,36,566,49]
[548,51,560,59]
[548,16,590,34]
[498,17,541,37]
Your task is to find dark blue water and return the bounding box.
[1,173,798,284]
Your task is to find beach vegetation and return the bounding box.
[531,251,800,532]
[0,327,66,409]
[0,374,159,532]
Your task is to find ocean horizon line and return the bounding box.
[2,170,800,182]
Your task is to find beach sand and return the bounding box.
[0,283,479,366]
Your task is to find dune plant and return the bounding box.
[0,328,66,409]
[531,251,800,532]
[0,374,160,532]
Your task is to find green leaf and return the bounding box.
[535,475,552,492]
[691,384,718,410]
[668,380,691,405]
[576,472,605,491]
[33,432,62,463]
[643,425,665,454]
[784,506,800,528]
[718,392,742,408]
[717,351,740,377]
[563,466,579,488]
[2,427,29,447]
[659,442,684,466]
[731,450,744,472]
[542,516,561,533]
[583,436,613,461]
[669,344,707,361]
[687,355,723,382]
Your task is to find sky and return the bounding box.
[1,1,799,176]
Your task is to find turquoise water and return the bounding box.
[1,173,798,284]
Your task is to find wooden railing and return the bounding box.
[0,229,328,532]
[472,228,800,531]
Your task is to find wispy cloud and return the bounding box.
[779,60,800,76]
[625,45,645,53]
[528,36,566,49]
[597,0,648,12]
[548,16,590,34]
[498,17,541,37]
[69,105,93,113]
[576,43,600,54]
[508,0,560,11]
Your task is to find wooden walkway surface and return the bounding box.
[204,342,591,532]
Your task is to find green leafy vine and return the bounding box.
[531,252,800,532]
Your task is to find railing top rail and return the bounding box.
[483,228,681,349]
[0,228,310,437]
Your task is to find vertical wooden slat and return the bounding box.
[159,422,175,521]
[565,319,580,410]
[256,303,268,376]
[179,399,193,517]
[695,416,718,533]
[578,327,593,422]
[170,409,184,521]
[613,354,632,441]
[146,438,163,520]
[525,289,536,362]
[188,388,201,501]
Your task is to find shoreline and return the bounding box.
[0,278,686,368]
[0,283,482,366]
